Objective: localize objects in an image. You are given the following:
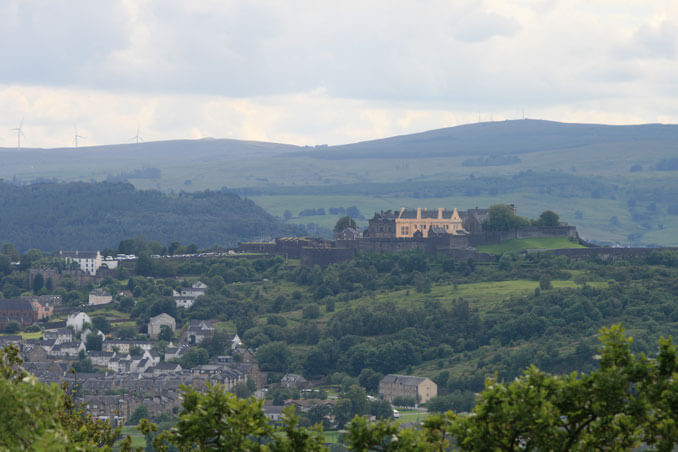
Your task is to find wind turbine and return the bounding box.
[73,126,85,149]
[11,119,25,149]
[130,126,143,144]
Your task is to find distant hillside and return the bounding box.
[288,119,678,159]
[0,181,298,252]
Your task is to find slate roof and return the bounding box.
[398,209,457,219]
[381,374,428,386]
[0,299,35,311]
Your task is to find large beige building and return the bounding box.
[395,208,467,238]
[379,374,437,404]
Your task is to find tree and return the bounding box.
[535,210,560,227]
[358,368,383,392]
[158,325,174,342]
[539,274,553,290]
[3,321,20,334]
[117,324,137,340]
[483,204,530,231]
[85,333,103,351]
[1,243,19,262]
[128,405,150,425]
[135,253,153,276]
[141,384,325,451]
[0,254,10,276]
[179,347,209,369]
[302,303,320,319]
[256,341,291,372]
[92,316,111,334]
[414,272,432,293]
[32,273,44,293]
[392,396,416,407]
[334,216,357,234]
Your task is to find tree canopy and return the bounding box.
[334,216,357,233]
[483,204,530,231]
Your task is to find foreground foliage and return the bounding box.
[348,324,678,451]
[7,325,678,450]
[0,344,126,451]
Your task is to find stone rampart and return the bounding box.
[535,247,678,261]
[467,226,577,247]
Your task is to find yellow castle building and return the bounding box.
[395,207,467,238]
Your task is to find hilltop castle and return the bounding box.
[237,205,576,266]
[364,207,493,239]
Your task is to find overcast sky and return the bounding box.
[2,0,678,147]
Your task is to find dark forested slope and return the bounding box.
[0,181,297,251]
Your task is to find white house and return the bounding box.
[173,281,208,309]
[59,250,103,276]
[66,312,91,333]
[231,334,243,350]
[44,328,73,345]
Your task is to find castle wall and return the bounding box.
[467,226,577,247]
[535,247,678,261]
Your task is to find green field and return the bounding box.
[476,236,586,254]
[119,426,146,448]
[0,331,43,340]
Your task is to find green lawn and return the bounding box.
[477,237,585,254]
[323,430,343,444]
[345,278,603,313]
[0,331,43,340]
[395,409,430,425]
[119,426,146,448]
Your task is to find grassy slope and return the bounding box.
[476,237,586,254]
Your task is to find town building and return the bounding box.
[148,313,176,339]
[378,374,437,405]
[88,288,113,306]
[58,250,104,276]
[66,312,91,333]
[280,374,309,390]
[187,320,215,345]
[173,281,208,309]
[0,299,38,329]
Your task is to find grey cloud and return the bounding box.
[0,1,130,85]
[449,10,521,43]
[633,21,678,59]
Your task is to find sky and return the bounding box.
[2,0,678,148]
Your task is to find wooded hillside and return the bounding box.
[0,181,299,251]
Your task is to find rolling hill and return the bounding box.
[2,119,677,246]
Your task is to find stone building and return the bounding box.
[148,313,176,339]
[378,374,437,405]
[364,210,398,238]
[395,208,467,238]
[366,208,467,239]
[0,299,38,329]
[88,288,113,306]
